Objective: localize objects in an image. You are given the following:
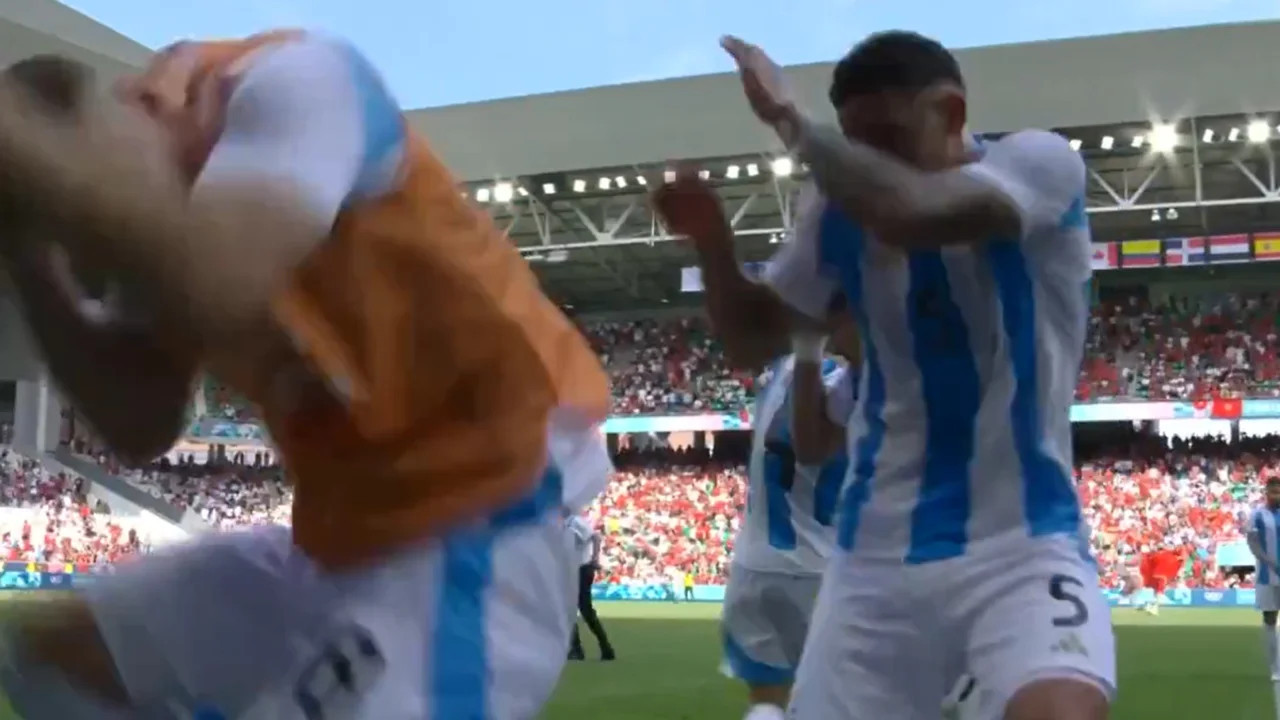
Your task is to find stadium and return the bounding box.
[0,2,1278,717]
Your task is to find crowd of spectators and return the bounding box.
[185,291,1280,424]
[1080,292,1280,401]
[42,288,1280,589]
[1081,432,1273,591]
[579,432,1280,589]
[0,450,145,568]
[122,454,292,530]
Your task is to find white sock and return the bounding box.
[1265,626,1279,674]
[743,702,787,720]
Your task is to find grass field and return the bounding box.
[544,603,1279,720]
[0,599,1272,718]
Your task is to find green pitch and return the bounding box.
[0,598,1272,718]
[544,603,1278,720]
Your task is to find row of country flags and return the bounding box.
[1091,233,1280,270]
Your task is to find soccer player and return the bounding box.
[661,30,1112,720]
[1246,477,1280,681]
[0,32,611,719]
[712,309,858,720]
[566,513,616,661]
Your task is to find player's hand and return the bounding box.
[651,167,729,242]
[721,36,800,139]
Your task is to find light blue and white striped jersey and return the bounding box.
[1247,505,1280,586]
[764,130,1092,564]
[734,355,858,574]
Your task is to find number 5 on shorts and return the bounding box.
[294,626,386,720]
[1048,574,1088,628]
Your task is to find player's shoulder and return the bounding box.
[232,32,389,106]
[981,129,1085,181]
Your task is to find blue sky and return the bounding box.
[64,0,1280,109]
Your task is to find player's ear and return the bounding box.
[4,54,92,118]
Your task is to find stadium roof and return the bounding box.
[0,0,149,79]
[407,21,1280,314]
[410,21,1280,181]
[2,8,1277,315]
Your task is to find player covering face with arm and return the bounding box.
[673,30,1106,720]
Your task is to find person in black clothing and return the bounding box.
[567,515,615,661]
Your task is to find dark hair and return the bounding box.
[829,31,963,107]
[5,54,91,117]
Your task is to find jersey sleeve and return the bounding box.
[961,130,1092,283]
[193,35,405,231]
[960,130,1085,240]
[761,183,841,319]
[823,366,858,426]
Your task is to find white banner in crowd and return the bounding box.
[680,262,770,293]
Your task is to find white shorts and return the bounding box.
[1257,585,1280,612]
[60,512,577,720]
[720,565,823,686]
[789,533,1115,720]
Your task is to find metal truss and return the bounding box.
[475,116,1280,261]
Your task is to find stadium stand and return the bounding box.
[181,289,1280,424]
[0,448,147,567]
[60,287,1280,592]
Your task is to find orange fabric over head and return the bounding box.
[159,31,609,568]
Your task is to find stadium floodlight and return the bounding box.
[1247,120,1271,143]
[1068,139,1082,152]
[516,186,529,197]
[746,163,760,177]
[698,169,711,180]
[1202,128,1215,143]
[1100,135,1114,150]
[542,182,557,195]
[1150,209,1160,222]
[475,187,492,203]
[1149,124,1177,153]
[615,176,628,188]
[493,182,514,203]
[572,179,587,192]
[598,177,611,190]
[726,164,741,179]
[635,175,648,186]
[1228,127,1242,142]
[1130,134,1145,149]
[771,157,794,177]
[663,169,677,184]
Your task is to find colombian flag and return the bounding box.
[1120,239,1162,268]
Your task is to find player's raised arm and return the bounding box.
[790,314,858,466]
[721,35,1083,250]
[0,57,195,465]
[652,170,792,371]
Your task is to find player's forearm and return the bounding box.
[782,115,1010,248]
[691,230,789,371]
[790,358,841,465]
[8,252,192,465]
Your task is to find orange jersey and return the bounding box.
[142,32,609,567]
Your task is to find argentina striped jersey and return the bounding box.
[734,355,858,574]
[763,130,1093,564]
[1248,506,1280,586]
